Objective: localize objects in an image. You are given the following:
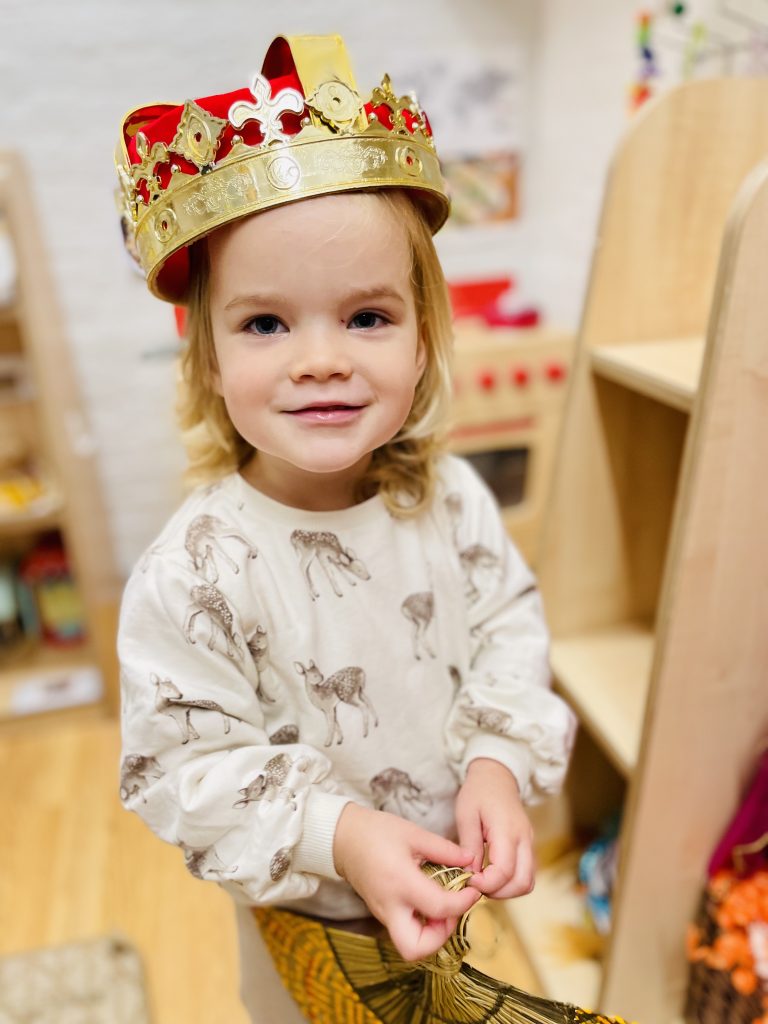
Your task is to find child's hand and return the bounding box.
[333,803,481,962]
[455,757,535,899]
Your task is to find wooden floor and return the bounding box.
[1,715,248,1023]
[0,714,536,1023]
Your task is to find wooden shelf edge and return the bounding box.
[0,488,65,535]
[550,622,655,777]
[590,337,704,412]
[501,854,603,1008]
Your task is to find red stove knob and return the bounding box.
[511,365,530,387]
[477,369,497,391]
[545,361,567,383]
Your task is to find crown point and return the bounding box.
[232,134,242,145]
[300,117,311,127]
[171,164,180,173]
[369,112,378,122]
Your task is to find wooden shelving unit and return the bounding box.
[0,151,120,727]
[590,337,703,412]
[502,79,768,1022]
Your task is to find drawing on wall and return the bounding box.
[384,52,525,227]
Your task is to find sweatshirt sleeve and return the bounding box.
[118,558,353,905]
[442,460,578,805]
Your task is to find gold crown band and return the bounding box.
[137,131,447,298]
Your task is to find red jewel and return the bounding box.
[511,366,530,387]
[478,370,496,391]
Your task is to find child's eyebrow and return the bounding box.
[343,286,408,306]
[223,286,407,313]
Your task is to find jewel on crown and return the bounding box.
[118,70,436,227]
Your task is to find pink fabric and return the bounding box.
[708,748,768,877]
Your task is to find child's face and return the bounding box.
[207,193,425,506]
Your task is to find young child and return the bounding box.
[116,34,577,1023]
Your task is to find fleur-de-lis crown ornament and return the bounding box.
[115,34,449,303]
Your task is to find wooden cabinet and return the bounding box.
[0,151,119,727]
[502,80,768,1022]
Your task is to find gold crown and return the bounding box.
[115,35,450,302]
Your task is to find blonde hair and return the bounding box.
[177,189,454,517]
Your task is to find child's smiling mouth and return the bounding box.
[286,403,366,423]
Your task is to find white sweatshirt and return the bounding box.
[118,454,576,920]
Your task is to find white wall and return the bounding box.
[3,0,677,576]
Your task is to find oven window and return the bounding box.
[462,448,529,507]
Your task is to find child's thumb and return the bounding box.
[415,831,475,870]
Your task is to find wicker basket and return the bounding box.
[685,889,764,1024]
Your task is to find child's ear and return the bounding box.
[415,336,428,378]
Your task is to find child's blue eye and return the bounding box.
[349,311,387,329]
[245,315,285,335]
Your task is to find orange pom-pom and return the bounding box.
[732,966,759,995]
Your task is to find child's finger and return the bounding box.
[470,835,518,895]
[389,905,458,962]
[489,839,536,899]
[454,804,485,872]
[412,829,475,871]
[406,869,480,923]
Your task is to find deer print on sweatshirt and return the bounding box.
[184,514,258,583]
[444,492,502,604]
[459,695,514,736]
[291,529,370,600]
[294,660,378,747]
[269,847,292,882]
[401,591,437,660]
[269,724,300,745]
[184,582,243,661]
[178,841,233,880]
[370,768,433,817]
[119,754,163,803]
[152,673,240,744]
[233,752,310,811]
[246,626,275,703]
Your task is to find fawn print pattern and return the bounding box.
[269,724,300,745]
[184,582,243,661]
[246,625,276,703]
[459,694,514,735]
[269,847,292,882]
[233,752,310,811]
[120,754,163,803]
[445,492,502,604]
[152,673,240,744]
[184,514,258,583]
[294,660,378,747]
[401,591,437,660]
[370,768,433,817]
[290,529,371,600]
[179,841,233,880]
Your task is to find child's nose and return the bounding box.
[289,331,353,381]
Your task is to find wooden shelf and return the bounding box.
[501,853,602,1008]
[0,496,63,535]
[550,622,654,778]
[591,337,704,412]
[0,642,103,723]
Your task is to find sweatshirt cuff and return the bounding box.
[462,735,532,797]
[292,791,353,880]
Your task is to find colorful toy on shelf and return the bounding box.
[19,536,86,646]
[578,815,621,936]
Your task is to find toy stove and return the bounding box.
[448,321,573,567]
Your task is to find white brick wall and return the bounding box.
[3,0,660,576]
